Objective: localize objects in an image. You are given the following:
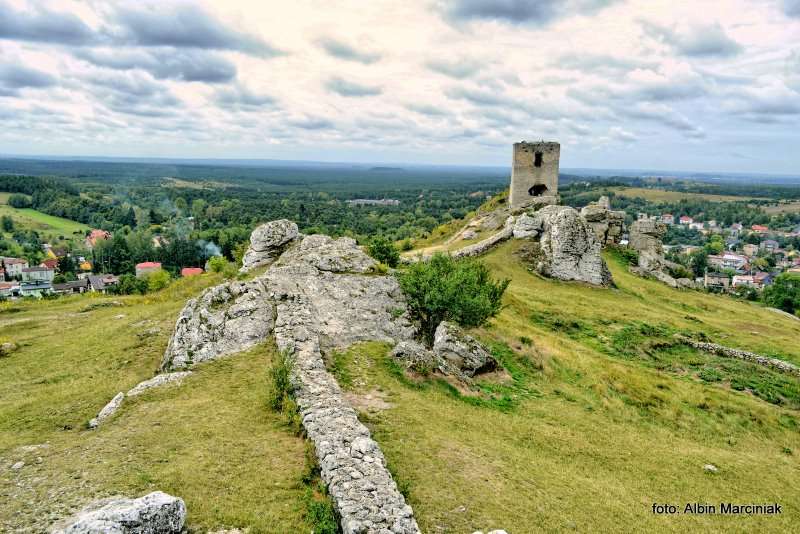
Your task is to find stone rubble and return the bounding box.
[433,322,497,377]
[676,335,800,377]
[52,491,186,534]
[240,219,300,273]
[88,392,124,429]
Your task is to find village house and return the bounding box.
[135,261,162,278]
[707,252,748,271]
[679,216,693,225]
[753,272,773,288]
[22,266,55,283]
[760,239,780,253]
[87,274,120,293]
[2,257,28,278]
[732,275,755,288]
[661,214,674,225]
[181,267,203,277]
[704,271,730,291]
[85,229,111,249]
[41,258,59,270]
[0,281,18,298]
[751,224,769,234]
[729,223,743,238]
[742,243,759,257]
[53,279,89,295]
[689,222,705,231]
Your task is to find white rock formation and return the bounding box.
[580,196,625,246]
[240,219,299,272]
[433,322,497,377]
[525,205,612,286]
[53,491,186,534]
[88,392,124,429]
[127,372,192,397]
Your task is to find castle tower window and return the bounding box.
[534,151,543,167]
[529,184,548,197]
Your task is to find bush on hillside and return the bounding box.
[367,236,400,268]
[146,269,171,292]
[763,273,800,315]
[110,274,149,295]
[207,256,227,273]
[7,194,31,209]
[397,253,509,345]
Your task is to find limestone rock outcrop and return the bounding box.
[580,196,625,246]
[53,491,186,534]
[126,372,192,397]
[433,322,496,377]
[512,213,538,239]
[240,219,299,272]
[628,218,695,288]
[162,229,420,532]
[162,279,274,370]
[88,392,124,429]
[523,205,612,286]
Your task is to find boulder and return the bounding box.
[433,322,497,377]
[512,213,539,239]
[274,234,376,273]
[53,491,186,534]
[127,372,192,397]
[240,219,299,272]
[527,205,612,286]
[161,278,274,370]
[391,340,438,372]
[0,342,17,357]
[580,196,625,246]
[628,218,666,257]
[89,392,124,429]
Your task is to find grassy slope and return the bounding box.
[0,192,89,244]
[335,242,800,533]
[0,276,307,533]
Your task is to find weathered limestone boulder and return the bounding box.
[0,342,17,357]
[390,340,438,372]
[161,278,274,370]
[240,219,299,272]
[580,196,625,246]
[512,213,539,239]
[127,372,192,397]
[274,234,376,273]
[53,491,186,534]
[525,205,612,286]
[628,218,665,266]
[433,322,497,377]
[88,392,124,429]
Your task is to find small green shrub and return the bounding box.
[268,349,295,412]
[367,236,400,268]
[207,256,227,273]
[146,269,171,292]
[400,239,413,251]
[397,253,509,346]
[303,483,339,534]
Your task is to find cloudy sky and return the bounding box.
[0,0,798,173]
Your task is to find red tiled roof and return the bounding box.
[751,225,768,231]
[3,258,28,265]
[181,267,203,277]
[41,258,58,269]
[136,262,162,269]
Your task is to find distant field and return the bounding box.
[762,201,800,214]
[611,187,759,203]
[0,192,89,241]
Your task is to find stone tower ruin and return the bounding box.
[509,141,560,210]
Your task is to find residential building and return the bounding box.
[88,274,120,293]
[0,282,18,298]
[753,272,773,288]
[679,216,693,225]
[41,258,59,270]
[22,266,55,283]
[760,239,780,253]
[53,279,89,295]
[661,214,674,225]
[707,252,748,271]
[689,222,705,231]
[729,223,743,238]
[704,272,730,290]
[751,224,769,233]
[136,262,162,278]
[742,243,759,257]
[346,199,400,206]
[85,229,111,249]
[732,275,755,288]
[20,281,52,297]
[2,257,28,278]
[181,267,203,277]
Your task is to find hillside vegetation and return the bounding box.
[3,218,800,532]
[0,191,89,244]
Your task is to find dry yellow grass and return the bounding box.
[611,187,761,203]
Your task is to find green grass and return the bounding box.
[332,241,800,533]
[0,195,89,244]
[0,275,309,533]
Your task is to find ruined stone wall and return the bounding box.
[509,141,560,210]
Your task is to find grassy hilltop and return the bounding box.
[2,219,800,532]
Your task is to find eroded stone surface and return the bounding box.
[433,322,496,377]
[240,219,299,272]
[161,278,274,370]
[526,205,612,286]
[52,491,186,534]
[127,372,192,397]
[580,196,625,246]
[88,392,124,429]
